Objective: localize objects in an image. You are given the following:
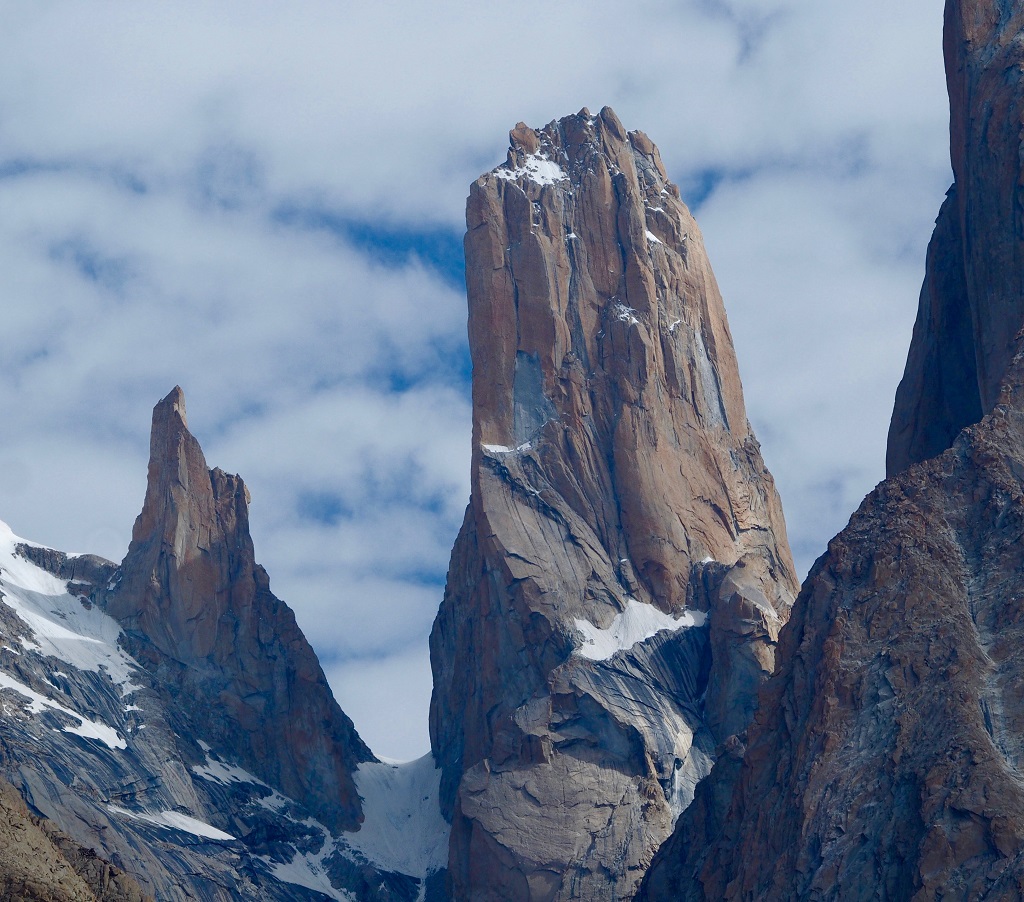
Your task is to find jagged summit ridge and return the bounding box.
[108,386,372,834]
[0,388,451,899]
[430,107,797,900]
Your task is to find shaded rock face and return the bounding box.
[429,107,797,901]
[640,383,1024,901]
[106,387,372,834]
[0,523,340,900]
[640,2,1024,898]
[887,0,1024,476]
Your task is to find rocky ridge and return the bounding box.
[0,775,149,902]
[639,1,1024,898]
[429,107,798,901]
[106,386,370,835]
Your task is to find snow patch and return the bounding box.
[107,805,234,841]
[347,754,449,878]
[193,747,355,898]
[574,599,707,661]
[493,153,566,186]
[0,521,142,695]
[614,303,640,325]
[268,851,351,900]
[193,753,264,787]
[482,441,532,456]
[0,671,126,749]
[645,230,662,245]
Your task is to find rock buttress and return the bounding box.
[429,107,798,901]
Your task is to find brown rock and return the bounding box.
[106,387,372,833]
[0,775,150,902]
[430,107,797,901]
[887,0,1024,476]
[641,395,1024,901]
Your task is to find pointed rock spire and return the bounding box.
[107,387,372,833]
[430,108,797,899]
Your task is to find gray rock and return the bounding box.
[0,391,443,900]
[106,386,371,834]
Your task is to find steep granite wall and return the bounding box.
[887,0,1024,475]
[429,107,797,901]
[107,387,372,834]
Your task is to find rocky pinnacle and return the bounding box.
[106,387,372,833]
[429,107,797,901]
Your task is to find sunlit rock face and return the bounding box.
[640,4,1024,899]
[429,106,797,901]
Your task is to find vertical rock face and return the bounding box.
[640,3,1024,898]
[887,0,1024,476]
[107,387,372,833]
[429,107,797,901]
[641,402,1024,899]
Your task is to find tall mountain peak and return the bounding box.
[108,387,372,834]
[431,107,797,900]
[0,388,448,898]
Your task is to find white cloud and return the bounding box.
[327,644,436,762]
[0,0,953,753]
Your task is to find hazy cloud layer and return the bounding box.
[0,1,950,758]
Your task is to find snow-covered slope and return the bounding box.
[0,520,448,901]
[348,756,449,878]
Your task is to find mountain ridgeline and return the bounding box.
[0,112,799,900]
[0,390,445,900]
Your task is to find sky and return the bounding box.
[0,1,952,760]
